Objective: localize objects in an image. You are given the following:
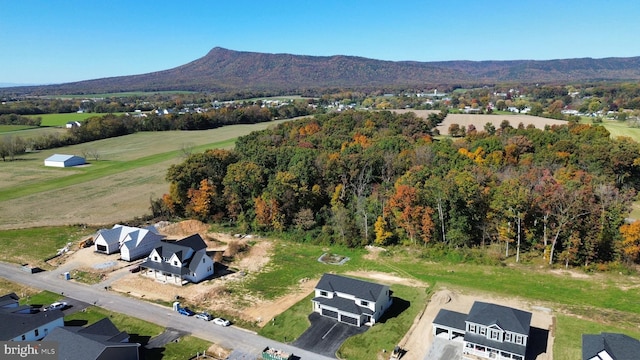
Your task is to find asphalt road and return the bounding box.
[0,261,333,360]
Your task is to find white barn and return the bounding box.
[44,154,85,168]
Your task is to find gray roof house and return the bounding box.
[0,293,65,341]
[44,154,86,168]
[44,317,139,360]
[139,234,214,285]
[312,273,392,327]
[433,301,532,360]
[94,224,164,261]
[582,332,640,360]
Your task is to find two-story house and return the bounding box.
[433,301,532,360]
[94,224,164,261]
[0,293,65,341]
[312,273,392,327]
[139,234,214,285]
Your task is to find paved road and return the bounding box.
[0,261,332,360]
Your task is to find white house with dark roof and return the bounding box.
[0,293,65,341]
[139,234,214,285]
[94,224,164,261]
[312,273,392,327]
[582,332,640,360]
[433,301,532,360]
[44,154,86,167]
[44,317,139,360]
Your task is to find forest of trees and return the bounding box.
[160,110,640,267]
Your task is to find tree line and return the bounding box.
[159,110,640,267]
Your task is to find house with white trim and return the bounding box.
[311,273,392,327]
[0,293,65,341]
[582,332,640,360]
[139,234,214,285]
[94,224,164,261]
[433,301,532,360]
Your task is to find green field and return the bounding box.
[0,125,38,133]
[26,112,127,127]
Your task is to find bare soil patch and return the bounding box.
[398,288,555,360]
[436,114,567,135]
[345,270,427,288]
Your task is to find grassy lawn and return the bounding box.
[18,290,63,307]
[158,336,212,360]
[0,125,38,133]
[28,112,126,127]
[0,225,94,267]
[0,277,39,298]
[258,292,315,342]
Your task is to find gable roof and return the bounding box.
[466,301,532,335]
[0,292,19,308]
[315,273,389,302]
[43,318,138,360]
[433,309,468,331]
[0,306,64,340]
[97,224,163,248]
[140,234,209,276]
[582,333,640,360]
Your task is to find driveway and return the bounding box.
[293,313,368,358]
[423,337,463,360]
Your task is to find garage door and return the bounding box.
[322,308,338,319]
[340,314,359,326]
[96,244,107,252]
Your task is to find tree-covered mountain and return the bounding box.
[7,48,640,95]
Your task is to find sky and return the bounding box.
[1,0,639,85]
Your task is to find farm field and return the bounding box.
[436,113,568,134]
[0,119,296,230]
[28,112,127,127]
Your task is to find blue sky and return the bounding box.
[1,0,638,85]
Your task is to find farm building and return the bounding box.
[44,154,86,168]
[312,273,392,326]
[94,224,164,261]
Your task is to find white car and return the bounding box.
[212,317,231,326]
[44,301,67,311]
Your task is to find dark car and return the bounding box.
[177,307,195,316]
[129,265,141,273]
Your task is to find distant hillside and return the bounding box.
[7,47,640,95]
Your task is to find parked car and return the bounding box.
[213,317,231,326]
[177,307,195,316]
[44,301,67,311]
[195,312,213,321]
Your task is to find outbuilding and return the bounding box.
[44,154,86,168]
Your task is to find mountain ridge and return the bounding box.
[7,47,640,95]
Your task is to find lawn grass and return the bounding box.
[0,225,95,267]
[159,336,212,360]
[337,285,430,360]
[18,290,63,307]
[0,125,38,133]
[258,292,315,342]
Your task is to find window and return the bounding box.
[21,335,25,340]
[35,329,39,337]
[202,258,205,263]
[504,333,512,342]
[320,291,328,297]
[173,260,178,266]
[360,300,369,306]
[479,327,486,336]
[154,256,158,261]
[515,335,524,345]
[490,330,500,341]
[468,324,476,333]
